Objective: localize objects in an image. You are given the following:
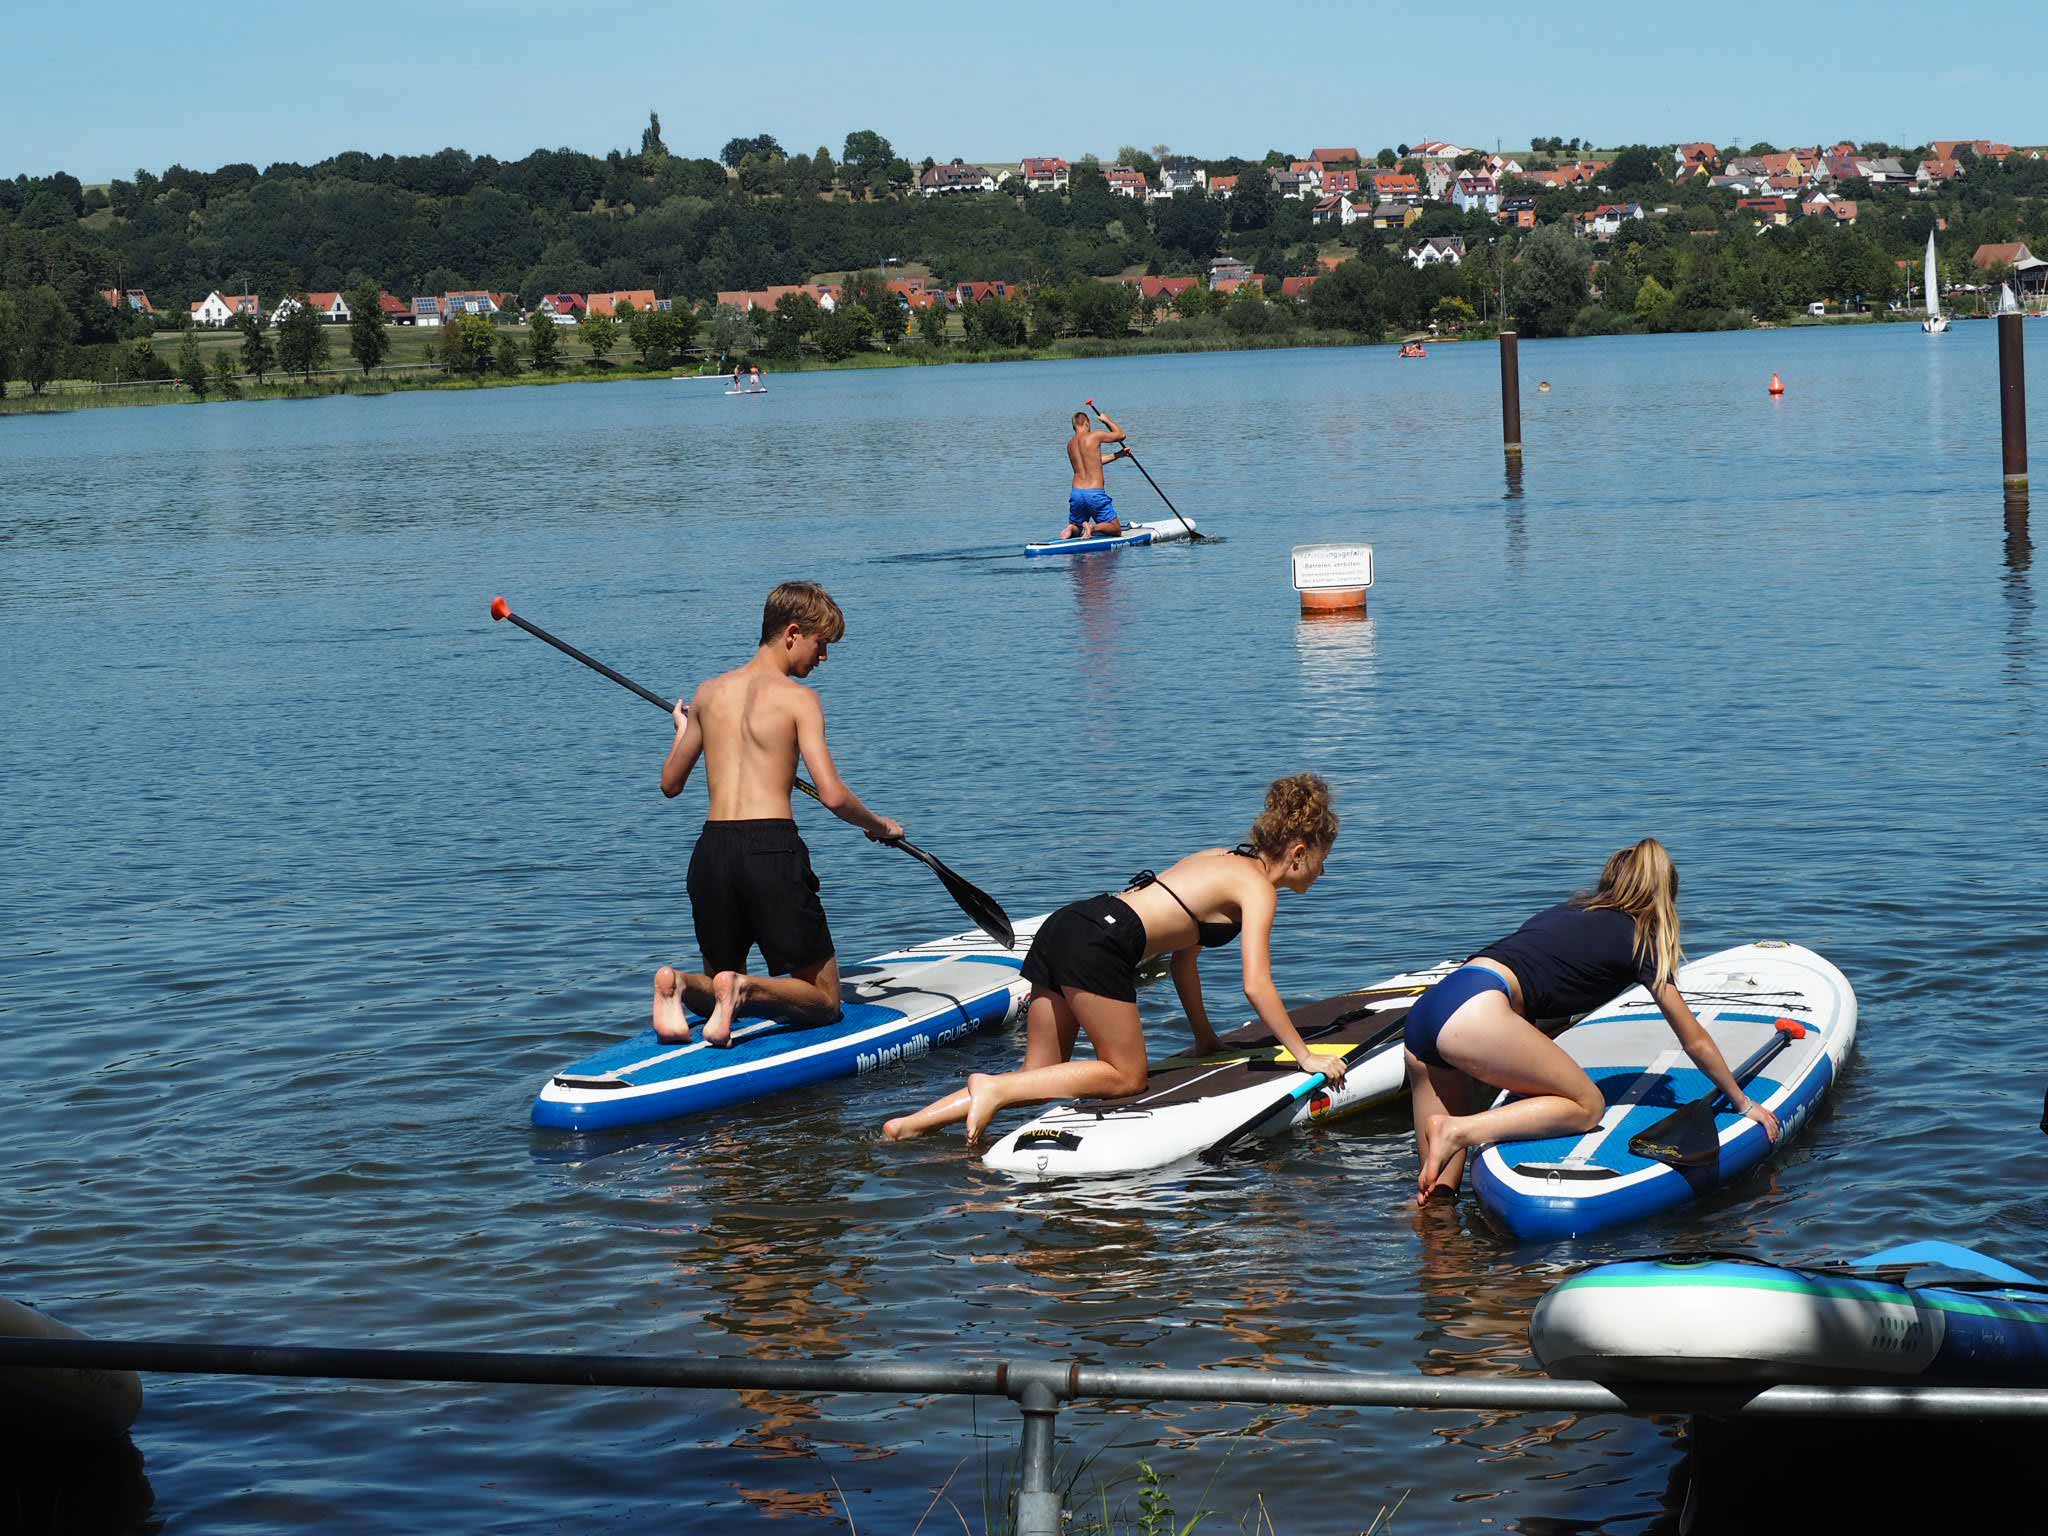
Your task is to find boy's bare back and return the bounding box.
[688,662,816,821]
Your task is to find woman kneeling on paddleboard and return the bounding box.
[1406,838,1780,1205]
[884,774,1342,1145]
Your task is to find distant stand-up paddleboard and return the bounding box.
[1473,941,1856,1240]
[725,386,768,396]
[1023,518,1198,558]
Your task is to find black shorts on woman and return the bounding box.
[1020,895,1148,1002]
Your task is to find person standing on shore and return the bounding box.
[883,774,1343,1144]
[1062,407,1131,539]
[653,582,904,1046]
[1403,838,1780,1204]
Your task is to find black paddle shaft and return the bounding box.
[1088,402,1203,542]
[490,601,1015,947]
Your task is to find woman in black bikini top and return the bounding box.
[884,775,1342,1146]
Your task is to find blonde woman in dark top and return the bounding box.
[1405,838,1780,1205]
[885,775,1343,1145]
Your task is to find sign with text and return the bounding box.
[1290,543,1374,591]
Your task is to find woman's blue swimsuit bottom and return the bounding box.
[1404,964,1513,1069]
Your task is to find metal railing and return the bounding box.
[7,1336,2046,1535]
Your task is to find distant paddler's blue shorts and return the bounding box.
[1068,488,1118,526]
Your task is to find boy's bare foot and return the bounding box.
[963,1073,1001,1145]
[652,967,691,1042]
[704,971,748,1046]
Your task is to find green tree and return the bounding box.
[17,285,76,395]
[841,129,895,195]
[0,292,18,399]
[176,330,208,397]
[628,307,687,367]
[1304,258,1385,337]
[705,302,753,365]
[1376,147,1397,168]
[276,298,330,379]
[526,313,563,371]
[210,351,241,398]
[842,271,907,344]
[1634,274,1674,319]
[347,283,389,374]
[1513,224,1592,337]
[720,134,782,168]
[579,311,620,366]
[813,306,860,360]
[1432,294,1477,332]
[640,110,668,162]
[762,291,819,358]
[493,328,523,376]
[441,313,497,376]
[1154,190,1225,262]
[238,312,274,382]
[1231,168,1276,231]
[1605,145,1661,191]
[915,303,947,347]
[1069,280,1137,338]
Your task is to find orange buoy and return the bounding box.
[1768,372,1785,396]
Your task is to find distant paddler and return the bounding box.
[1062,406,1132,539]
[655,582,904,1046]
[884,774,1343,1144]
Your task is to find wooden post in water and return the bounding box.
[1499,330,1523,458]
[2000,311,2028,489]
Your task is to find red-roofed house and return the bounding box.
[1311,195,1364,226]
[535,293,586,325]
[953,280,1017,307]
[920,159,998,197]
[1321,168,1359,196]
[1117,275,1200,302]
[584,290,658,318]
[297,291,350,322]
[1279,275,1319,298]
[1737,197,1792,226]
[1371,170,1421,202]
[1208,175,1238,199]
[99,288,155,315]
[1104,166,1148,199]
[376,290,409,319]
[887,280,941,311]
[1916,157,1964,190]
[1676,142,1720,175]
[191,292,259,326]
[1288,160,1325,190]
[1311,147,1362,168]
[1974,242,2048,296]
[1575,203,1647,238]
[715,285,838,314]
[1936,140,2016,162]
[1020,157,1070,190]
[1209,276,1265,296]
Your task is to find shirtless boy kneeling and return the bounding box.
[653,582,903,1045]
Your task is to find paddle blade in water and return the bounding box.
[1629,1019,1805,1168]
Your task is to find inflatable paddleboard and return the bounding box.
[533,918,1042,1131]
[0,1298,142,1439]
[725,387,767,396]
[1023,518,1197,558]
[1473,941,1855,1240]
[983,963,1458,1179]
[1533,1242,2048,1385]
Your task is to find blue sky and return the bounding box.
[13,0,2039,182]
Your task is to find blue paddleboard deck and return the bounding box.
[532,918,1042,1131]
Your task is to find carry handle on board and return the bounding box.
[488,597,1015,948]
[1086,400,1203,542]
[1197,1013,1410,1165]
[1628,1019,1806,1168]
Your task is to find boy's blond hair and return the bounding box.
[760,581,847,645]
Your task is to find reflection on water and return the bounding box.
[2005,488,2033,696]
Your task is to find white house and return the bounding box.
[1155,156,1207,197]
[920,158,997,197]
[190,291,257,327]
[1452,174,1500,215]
[1578,202,1646,240]
[412,296,443,327]
[1020,156,1070,191]
[1407,236,1466,268]
[1105,166,1148,199]
[1311,195,1366,226]
[1270,169,1315,200]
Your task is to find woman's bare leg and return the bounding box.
[962,990,1148,1144]
[1408,1050,1479,1203]
[884,990,1077,1140]
[1417,995,1605,1194]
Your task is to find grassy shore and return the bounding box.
[0,321,1396,416]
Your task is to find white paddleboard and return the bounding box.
[1023,518,1196,558]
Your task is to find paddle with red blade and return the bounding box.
[488,596,1015,948]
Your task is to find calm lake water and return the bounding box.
[4,323,2044,1532]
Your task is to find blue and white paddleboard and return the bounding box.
[1533,1242,2048,1385]
[1472,941,1855,1241]
[532,917,1042,1131]
[1023,518,1196,558]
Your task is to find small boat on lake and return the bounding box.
[1397,343,1428,358]
[1923,229,1949,334]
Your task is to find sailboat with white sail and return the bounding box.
[1923,229,1949,333]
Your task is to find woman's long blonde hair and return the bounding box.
[1577,838,1681,989]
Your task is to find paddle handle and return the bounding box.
[489,597,824,804]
